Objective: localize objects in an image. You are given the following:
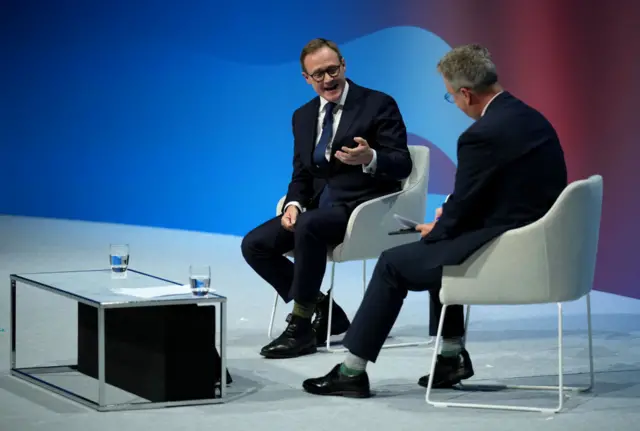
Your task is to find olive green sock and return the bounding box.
[292,301,315,318]
[440,337,463,357]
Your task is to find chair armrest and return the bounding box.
[332,187,426,262]
[276,196,286,216]
[440,221,554,305]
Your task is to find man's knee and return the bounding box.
[240,231,256,260]
[367,250,408,299]
[241,226,268,260]
[373,244,413,286]
[293,209,348,245]
[378,246,403,270]
[373,249,395,279]
[386,239,425,264]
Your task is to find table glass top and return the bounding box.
[11,269,225,305]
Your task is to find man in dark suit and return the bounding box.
[302,44,568,397]
[241,38,412,359]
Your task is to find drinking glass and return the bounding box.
[109,244,130,274]
[189,265,211,297]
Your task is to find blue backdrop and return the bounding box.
[0,0,471,236]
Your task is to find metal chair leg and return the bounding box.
[426,294,595,413]
[325,262,338,351]
[268,292,279,340]
[362,260,367,295]
[462,304,471,347]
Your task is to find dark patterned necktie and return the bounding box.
[313,102,336,166]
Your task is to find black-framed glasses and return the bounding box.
[444,93,455,103]
[309,64,342,82]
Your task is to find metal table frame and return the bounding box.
[9,269,228,412]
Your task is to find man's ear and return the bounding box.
[460,87,473,105]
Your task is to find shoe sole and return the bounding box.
[260,345,317,359]
[303,387,371,398]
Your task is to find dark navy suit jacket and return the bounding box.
[423,91,568,266]
[283,79,412,213]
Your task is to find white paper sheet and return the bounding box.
[112,285,192,299]
[393,213,419,228]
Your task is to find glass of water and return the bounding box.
[189,265,211,297]
[109,244,130,274]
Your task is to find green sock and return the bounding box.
[339,363,365,377]
[292,301,315,318]
[440,337,463,357]
[339,353,367,376]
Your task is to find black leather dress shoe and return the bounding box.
[418,348,474,388]
[312,290,351,346]
[303,364,371,398]
[260,314,317,359]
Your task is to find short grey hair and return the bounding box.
[437,44,498,92]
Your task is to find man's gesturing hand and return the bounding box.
[335,137,374,166]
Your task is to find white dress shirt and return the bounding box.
[285,81,378,213]
[481,90,503,117]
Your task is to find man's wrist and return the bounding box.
[362,148,377,171]
[286,205,300,214]
[363,149,374,165]
[284,201,302,214]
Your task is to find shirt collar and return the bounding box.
[481,90,504,117]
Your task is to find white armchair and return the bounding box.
[425,175,603,413]
[268,145,431,352]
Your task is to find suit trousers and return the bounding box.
[241,205,349,304]
[343,239,465,363]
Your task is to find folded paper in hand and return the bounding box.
[393,214,419,229]
[112,285,192,299]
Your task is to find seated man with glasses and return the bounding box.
[241,38,413,359]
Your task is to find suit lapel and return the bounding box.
[331,81,363,158]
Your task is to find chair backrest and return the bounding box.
[392,145,429,224]
[541,174,603,301]
[331,144,429,262]
[402,145,429,192]
[440,175,603,305]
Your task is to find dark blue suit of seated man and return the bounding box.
[241,38,413,359]
[302,44,568,398]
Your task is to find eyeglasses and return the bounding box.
[308,64,342,82]
[444,93,455,103]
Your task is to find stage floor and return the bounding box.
[1,215,639,431]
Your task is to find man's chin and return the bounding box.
[323,85,343,102]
